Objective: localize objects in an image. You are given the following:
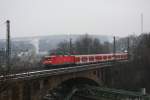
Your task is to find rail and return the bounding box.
[0,60,128,82]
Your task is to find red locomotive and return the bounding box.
[42,53,128,67]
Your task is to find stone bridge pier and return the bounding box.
[0,68,107,100]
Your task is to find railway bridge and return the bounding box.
[0,61,128,100]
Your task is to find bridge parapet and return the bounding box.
[0,60,128,82]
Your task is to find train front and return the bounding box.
[42,56,54,66]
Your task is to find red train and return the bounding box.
[42,53,128,67]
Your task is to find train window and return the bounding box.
[125,55,127,59]
[95,56,102,60]
[95,56,99,60]
[119,55,121,58]
[48,58,51,61]
[103,56,107,60]
[45,57,51,61]
[108,56,111,59]
[117,55,120,58]
[89,56,94,61]
[99,56,102,60]
[82,57,88,62]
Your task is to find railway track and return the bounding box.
[0,60,128,82]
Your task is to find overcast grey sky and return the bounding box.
[0,0,150,38]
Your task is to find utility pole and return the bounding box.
[127,37,130,60]
[6,20,11,73]
[113,36,116,61]
[69,38,72,55]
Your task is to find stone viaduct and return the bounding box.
[0,61,126,100]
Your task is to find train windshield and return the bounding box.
[44,57,52,61]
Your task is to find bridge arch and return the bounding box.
[59,77,99,88]
[42,77,99,99]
